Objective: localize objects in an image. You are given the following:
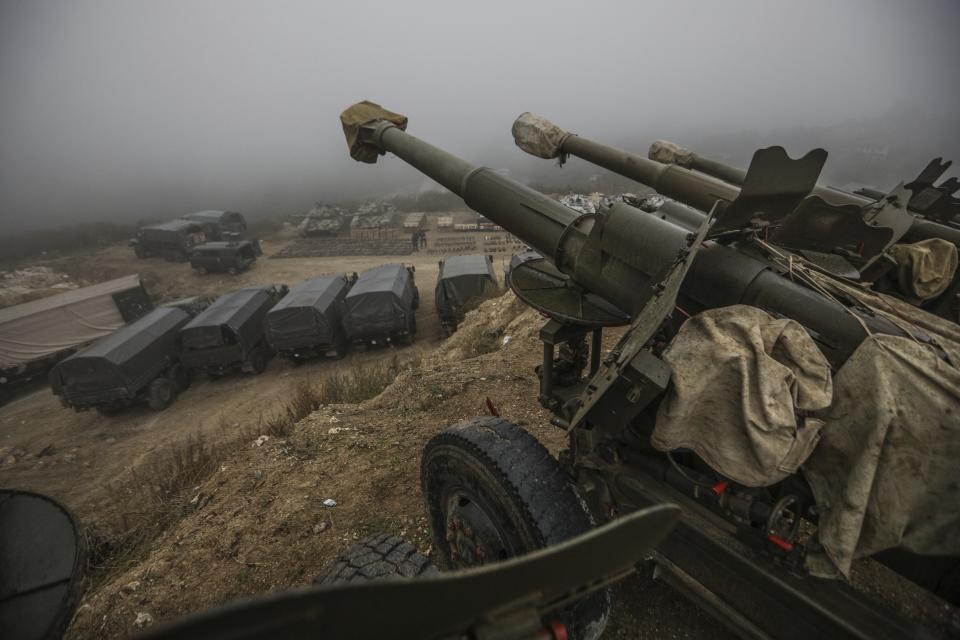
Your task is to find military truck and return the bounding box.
[340,264,418,347]
[49,304,198,415]
[179,285,286,377]
[340,102,960,639]
[131,219,206,261]
[181,210,248,240]
[0,274,152,405]
[189,240,261,275]
[435,254,498,336]
[265,273,356,361]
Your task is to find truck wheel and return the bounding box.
[314,534,439,585]
[147,377,176,411]
[248,350,268,375]
[170,364,191,392]
[421,417,610,640]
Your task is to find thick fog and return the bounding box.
[1,0,958,233]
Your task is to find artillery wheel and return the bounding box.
[147,377,176,411]
[314,534,438,585]
[421,417,610,640]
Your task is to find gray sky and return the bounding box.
[1,0,958,232]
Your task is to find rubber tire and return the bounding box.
[248,349,268,375]
[421,417,610,640]
[147,377,176,411]
[170,364,191,392]
[314,534,439,585]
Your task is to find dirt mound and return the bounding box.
[66,291,555,638]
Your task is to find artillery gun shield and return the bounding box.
[710,146,827,234]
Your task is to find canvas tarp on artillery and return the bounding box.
[653,302,960,580]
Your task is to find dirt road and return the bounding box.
[0,232,471,522]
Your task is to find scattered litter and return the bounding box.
[322,498,338,508]
[502,335,511,346]
[313,522,329,534]
[134,612,153,628]
[252,435,269,448]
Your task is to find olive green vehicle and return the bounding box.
[435,254,499,336]
[131,219,206,261]
[182,210,248,240]
[49,303,203,416]
[325,102,960,640]
[178,285,286,377]
[189,239,262,275]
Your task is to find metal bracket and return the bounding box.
[569,202,717,430]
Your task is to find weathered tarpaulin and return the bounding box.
[0,275,145,369]
[804,333,960,578]
[887,237,958,301]
[652,305,833,487]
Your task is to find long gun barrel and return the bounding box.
[646,139,960,247]
[340,102,903,363]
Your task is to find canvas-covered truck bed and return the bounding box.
[179,285,285,376]
[0,275,152,401]
[49,306,193,414]
[131,219,206,261]
[435,254,498,335]
[340,264,419,346]
[265,274,355,360]
[182,210,248,240]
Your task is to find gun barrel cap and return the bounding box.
[340,100,408,163]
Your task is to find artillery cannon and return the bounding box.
[337,101,959,639]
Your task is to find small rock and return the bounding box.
[62,453,76,463]
[313,522,329,534]
[327,426,351,435]
[328,415,341,423]
[252,435,269,448]
[105,437,117,444]
[322,498,337,508]
[121,580,141,594]
[134,612,153,628]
